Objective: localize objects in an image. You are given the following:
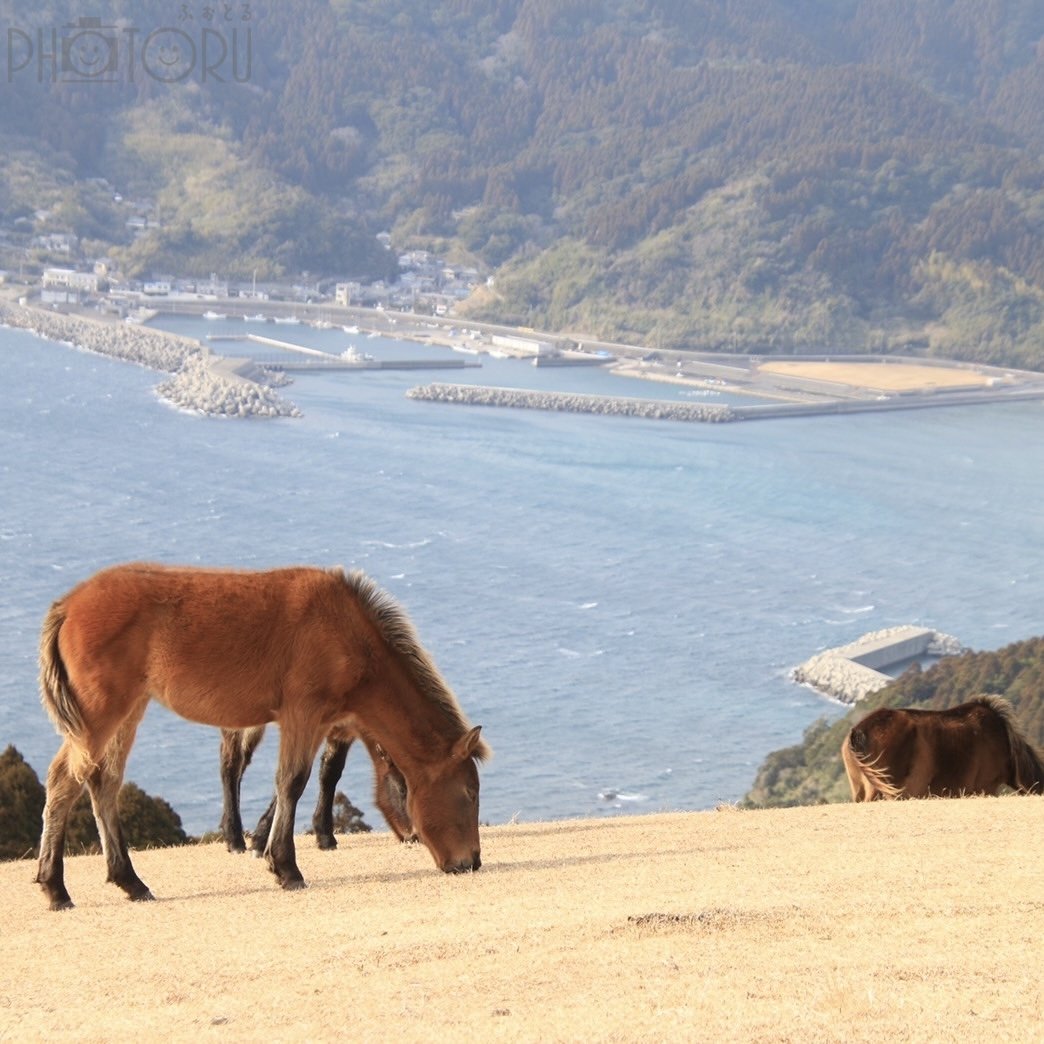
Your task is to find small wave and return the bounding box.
[362,537,432,550]
[598,789,648,803]
[837,604,875,615]
[579,601,599,610]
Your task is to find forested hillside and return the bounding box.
[4,0,1044,362]
[744,636,1044,807]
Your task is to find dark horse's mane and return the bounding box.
[976,694,1044,791]
[335,567,491,761]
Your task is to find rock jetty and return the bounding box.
[794,626,964,704]
[157,355,301,419]
[0,301,299,419]
[407,383,737,422]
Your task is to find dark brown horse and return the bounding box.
[842,695,1044,801]
[36,563,489,910]
[219,725,414,854]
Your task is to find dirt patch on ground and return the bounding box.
[3,798,1043,1041]
[759,360,992,392]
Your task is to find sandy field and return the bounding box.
[757,360,992,392]
[3,798,1044,1042]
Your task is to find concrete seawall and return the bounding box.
[793,626,964,704]
[407,383,737,422]
[0,303,299,418]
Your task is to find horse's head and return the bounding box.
[408,726,484,873]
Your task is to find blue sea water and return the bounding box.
[2,317,1043,836]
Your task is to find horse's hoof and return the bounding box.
[130,889,156,902]
[49,897,75,912]
[280,877,307,891]
[315,835,337,851]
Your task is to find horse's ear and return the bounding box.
[453,726,483,761]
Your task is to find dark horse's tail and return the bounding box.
[38,599,85,742]
[842,723,903,800]
[978,694,1044,795]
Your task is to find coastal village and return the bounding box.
[5,190,1044,420]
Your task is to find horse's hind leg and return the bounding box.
[35,740,86,910]
[86,717,153,902]
[312,736,352,850]
[251,796,276,856]
[265,728,322,890]
[220,726,265,854]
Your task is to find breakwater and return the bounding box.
[407,383,737,422]
[793,626,964,704]
[156,355,301,419]
[0,302,299,419]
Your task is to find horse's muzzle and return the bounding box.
[444,851,481,873]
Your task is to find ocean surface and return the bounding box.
[3,315,1043,837]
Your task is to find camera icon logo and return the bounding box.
[61,17,119,81]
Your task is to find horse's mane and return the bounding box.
[334,567,491,761]
[973,694,1044,794]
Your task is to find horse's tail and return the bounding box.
[842,726,903,800]
[38,599,86,742]
[979,694,1044,795]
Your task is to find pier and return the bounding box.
[793,626,964,704]
[208,335,479,371]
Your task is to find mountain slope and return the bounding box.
[4,0,1044,361]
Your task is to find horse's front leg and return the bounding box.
[312,736,352,850]
[265,730,321,890]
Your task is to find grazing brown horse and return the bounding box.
[36,563,489,910]
[219,725,414,854]
[842,695,1044,801]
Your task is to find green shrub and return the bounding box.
[0,747,194,859]
[0,746,46,860]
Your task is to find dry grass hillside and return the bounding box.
[3,798,1044,1042]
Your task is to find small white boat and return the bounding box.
[273,315,301,324]
[340,346,376,363]
[312,319,333,329]
[246,313,267,322]
[342,324,360,334]
[453,344,481,355]
[202,310,227,320]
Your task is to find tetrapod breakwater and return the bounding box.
[406,383,738,422]
[0,302,300,419]
[793,626,964,704]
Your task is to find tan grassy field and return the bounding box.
[3,798,1043,1042]
[758,360,991,392]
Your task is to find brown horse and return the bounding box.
[841,695,1044,801]
[219,725,414,854]
[36,563,489,910]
